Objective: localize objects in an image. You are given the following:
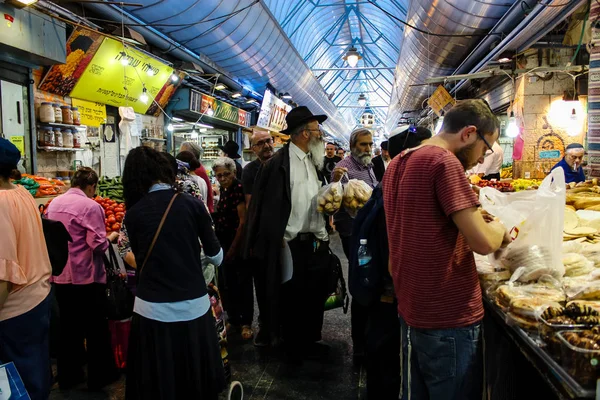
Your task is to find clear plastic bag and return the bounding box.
[480,168,566,282]
[343,179,373,217]
[317,181,344,216]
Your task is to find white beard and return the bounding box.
[352,149,372,166]
[309,137,325,169]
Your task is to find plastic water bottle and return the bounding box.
[358,239,372,285]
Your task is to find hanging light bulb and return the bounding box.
[343,47,362,68]
[147,65,155,77]
[167,123,174,132]
[506,111,519,138]
[570,108,577,121]
[567,108,581,136]
[170,72,179,83]
[120,51,129,66]
[206,105,214,117]
[358,93,367,107]
[139,87,149,104]
[435,114,444,135]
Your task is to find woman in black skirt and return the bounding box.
[122,147,225,400]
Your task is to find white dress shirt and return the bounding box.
[472,142,504,176]
[284,143,328,242]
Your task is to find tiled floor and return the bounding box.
[49,233,366,400]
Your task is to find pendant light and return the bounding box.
[435,112,444,134]
[206,105,214,117]
[139,87,149,104]
[170,72,179,83]
[358,93,367,107]
[506,111,519,138]
[120,51,129,66]
[343,47,362,68]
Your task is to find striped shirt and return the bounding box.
[382,145,483,329]
[333,155,378,188]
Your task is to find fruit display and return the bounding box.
[343,179,373,215]
[14,174,66,197]
[476,180,514,192]
[512,179,542,191]
[501,164,513,179]
[95,196,125,234]
[317,182,343,215]
[97,176,124,203]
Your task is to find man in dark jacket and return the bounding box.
[245,106,331,363]
[372,141,390,182]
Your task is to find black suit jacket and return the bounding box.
[372,155,385,183]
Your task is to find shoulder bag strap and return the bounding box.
[140,193,179,274]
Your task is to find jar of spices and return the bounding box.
[73,130,81,148]
[61,106,73,125]
[62,129,74,148]
[72,107,81,126]
[40,102,55,123]
[38,127,50,146]
[44,128,55,147]
[54,127,63,147]
[53,103,63,123]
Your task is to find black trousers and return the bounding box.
[219,258,254,326]
[251,257,269,329]
[281,236,330,352]
[366,301,400,400]
[55,283,118,389]
[340,235,369,354]
[483,172,501,181]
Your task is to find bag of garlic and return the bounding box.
[316,181,344,216]
[480,168,566,282]
[343,179,373,217]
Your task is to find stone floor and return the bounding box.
[49,233,367,400]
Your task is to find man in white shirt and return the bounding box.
[244,106,332,363]
[470,141,504,180]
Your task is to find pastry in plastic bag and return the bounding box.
[316,181,343,215]
[343,179,373,217]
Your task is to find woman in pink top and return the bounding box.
[47,167,120,390]
[0,138,52,400]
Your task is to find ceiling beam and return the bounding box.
[312,67,395,71]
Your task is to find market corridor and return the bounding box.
[48,233,365,400]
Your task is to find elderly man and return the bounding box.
[331,128,378,363]
[552,143,586,184]
[245,106,331,363]
[241,130,275,347]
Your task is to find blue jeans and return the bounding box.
[400,316,483,400]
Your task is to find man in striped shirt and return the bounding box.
[382,99,511,400]
[331,128,378,362]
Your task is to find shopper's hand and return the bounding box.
[107,232,119,243]
[471,184,481,195]
[480,209,495,223]
[332,167,348,183]
[501,229,512,249]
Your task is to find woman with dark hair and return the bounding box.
[47,166,119,390]
[122,147,225,400]
[176,151,208,206]
[180,141,215,213]
[0,138,53,399]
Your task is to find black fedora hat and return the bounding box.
[280,106,328,134]
[219,140,241,159]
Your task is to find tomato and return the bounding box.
[107,216,116,224]
[116,215,123,223]
[105,210,114,216]
[112,223,121,231]
[95,197,103,204]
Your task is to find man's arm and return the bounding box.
[451,207,510,255]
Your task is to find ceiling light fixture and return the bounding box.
[215,83,227,91]
[282,92,292,100]
[139,87,149,104]
[435,112,444,134]
[170,72,179,83]
[167,123,174,132]
[146,65,155,76]
[231,92,242,99]
[120,51,129,66]
[206,105,214,116]
[358,93,367,107]
[343,46,362,68]
[12,0,38,6]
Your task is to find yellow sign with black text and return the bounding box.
[72,98,107,127]
[70,38,171,114]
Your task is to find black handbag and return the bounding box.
[324,250,349,313]
[103,244,134,320]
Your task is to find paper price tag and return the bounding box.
[0,366,11,399]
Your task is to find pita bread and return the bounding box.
[565,227,599,236]
[565,208,580,231]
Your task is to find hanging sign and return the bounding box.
[539,150,561,159]
[69,37,171,114]
[189,90,251,127]
[428,85,456,117]
[72,98,107,127]
[256,90,292,132]
[9,136,24,154]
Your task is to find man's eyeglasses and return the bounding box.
[216,171,232,179]
[252,137,274,147]
[476,129,494,154]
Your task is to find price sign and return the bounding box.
[72,98,107,127]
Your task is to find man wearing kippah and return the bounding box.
[551,143,586,184]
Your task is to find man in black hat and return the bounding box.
[372,140,390,182]
[219,140,243,180]
[245,106,332,362]
[551,143,586,184]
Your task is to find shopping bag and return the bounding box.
[479,168,566,282]
[103,245,134,320]
[109,318,131,370]
[316,181,343,215]
[324,250,349,313]
[0,362,29,400]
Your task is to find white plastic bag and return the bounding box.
[480,168,566,282]
[343,179,373,217]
